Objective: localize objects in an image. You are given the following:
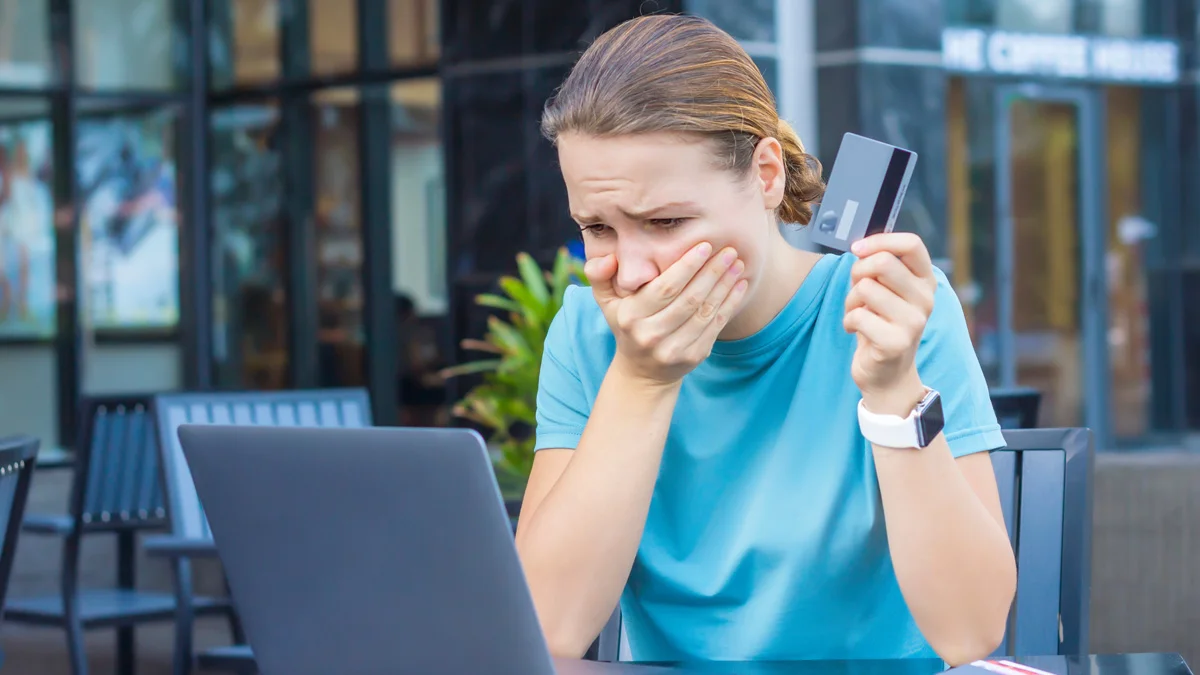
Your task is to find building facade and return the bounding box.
[810,0,1198,449]
[0,0,1193,452]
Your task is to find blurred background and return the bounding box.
[0,0,1197,672]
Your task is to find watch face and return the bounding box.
[916,391,945,447]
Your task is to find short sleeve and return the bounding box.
[533,285,593,451]
[917,269,1006,458]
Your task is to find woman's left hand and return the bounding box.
[843,233,938,413]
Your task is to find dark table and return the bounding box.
[552,653,1192,675]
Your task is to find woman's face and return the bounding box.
[557,131,786,299]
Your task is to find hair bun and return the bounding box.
[774,120,825,225]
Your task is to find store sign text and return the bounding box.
[942,27,1180,84]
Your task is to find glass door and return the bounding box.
[994,83,1110,447]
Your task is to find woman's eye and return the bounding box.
[581,224,611,237]
[648,218,687,229]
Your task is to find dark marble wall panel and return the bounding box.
[441,0,524,63]
[524,65,578,263]
[527,0,673,55]
[815,64,861,173]
[815,0,858,52]
[856,64,949,259]
[445,70,528,277]
[857,0,944,50]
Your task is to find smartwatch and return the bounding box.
[856,388,945,449]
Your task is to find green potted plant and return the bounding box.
[441,247,587,506]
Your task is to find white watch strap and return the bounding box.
[857,398,920,449]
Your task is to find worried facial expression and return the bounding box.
[557,131,787,299]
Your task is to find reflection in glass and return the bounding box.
[1081,0,1144,36]
[76,107,180,331]
[1104,87,1150,438]
[389,0,439,65]
[211,102,289,389]
[0,103,55,338]
[684,0,776,42]
[310,0,357,76]
[312,88,364,388]
[75,0,178,90]
[947,0,1074,32]
[390,80,448,426]
[209,0,281,90]
[949,0,1149,36]
[1006,99,1084,428]
[0,0,53,87]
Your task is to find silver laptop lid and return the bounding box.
[177,424,556,675]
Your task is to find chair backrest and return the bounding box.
[71,394,167,529]
[990,387,1042,429]
[152,388,372,541]
[594,427,1093,662]
[0,435,40,612]
[990,427,1093,657]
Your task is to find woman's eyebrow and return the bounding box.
[622,201,700,219]
[572,201,700,223]
[570,211,602,224]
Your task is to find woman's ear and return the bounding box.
[752,136,786,211]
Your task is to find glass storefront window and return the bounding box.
[310,0,358,77]
[684,0,776,43]
[1104,87,1151,439]
[76,102,180,333]
[390,79,448,426]
[1078,0,1145,37]
[389,0,439,66]
[947,76,1167,442]
[947,0,1149,36]
[0,97,55,339]
[312,88,364,388]
[947,0,1075,32]
[210,100,289,389]
[210,0,281,90]
[75,0,180,90]
[0,0,53,87]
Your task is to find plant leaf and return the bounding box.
[517,252,551,306]
[439,359,503,378]
[498,276,541,317]
[474,293,522,314]
[486,315,532,358]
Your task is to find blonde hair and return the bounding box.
[541,14,825,225]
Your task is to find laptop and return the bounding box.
[176,424,674,675]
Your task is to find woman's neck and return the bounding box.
[720,229,823,341]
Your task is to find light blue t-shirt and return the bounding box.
[533,252,1005,662]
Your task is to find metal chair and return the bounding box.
[593,427,1094,661]
[145,388,373,675]
[990,386,1042,429]
[0,435,42,669]
[6,396,231,675]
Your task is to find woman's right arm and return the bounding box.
[514,360,680,657]
[514,243,747,657]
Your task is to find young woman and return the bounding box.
[514,14,1016,666]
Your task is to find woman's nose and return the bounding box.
[614,251,660,295]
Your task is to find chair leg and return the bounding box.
[117,531,137,675]
[172,612,193,675]
[171,559,195,675]
[117,627,135,675]
[66,617,88,675]
[223,575,246,644]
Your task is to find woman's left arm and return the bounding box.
[843,233,1017,667]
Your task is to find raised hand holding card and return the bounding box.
[809,133,918,252]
